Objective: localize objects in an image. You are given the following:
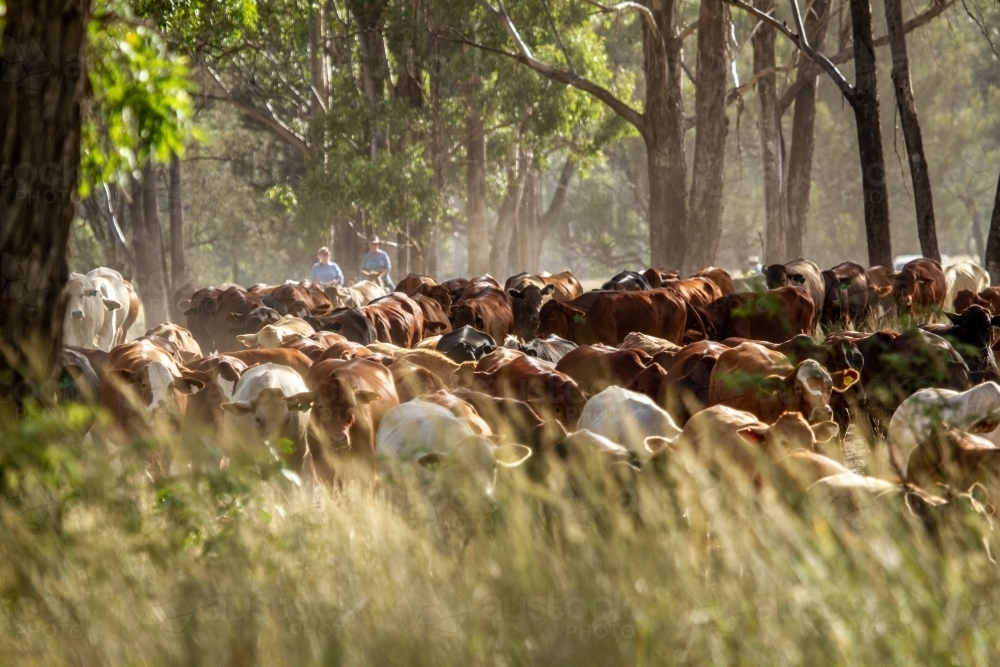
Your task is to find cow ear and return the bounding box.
[426,321,449,334]
[644,435,675,455]
[541,284,555,296]
[737,425,769,445]
[225,312,244,325]
[355,390,382,405]
[810,421,840,444]
[758,375,785,397]
[875,285,893,296]
[178,371,209,394]
[416,452,444,469]
[178,299,192,312]
[285,391,315,411]
[103,298,122,311]
[831,369,860,392]
[507,289,524,299]
[237,334,257,348]
[495,443,533,467]
[969,413,1000,434]
[946,312,962,325]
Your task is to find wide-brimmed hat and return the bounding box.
[368,235,381,244]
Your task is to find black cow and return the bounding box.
[922,305,1000,383]
[504,334,577,363]
[260,295,289,316]
[226,306,283,336]
[600,270,651,292]
[311,307,378,345]
[508,284,555,340]
[436,325,497,363]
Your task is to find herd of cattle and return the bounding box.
[54,257,1000,525]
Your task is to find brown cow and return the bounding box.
[691,267,736,295]
[555,345,653,395]
[144,323,203,363]
[537,289,690,346]
[452,283,514,342]
[362,293,425,348]
[303,358,399,482]
[451,388,568,467]
[184,286,266,353]
[281,334,338,362]
[471,350,588,428]
[709,342,858,424]
[642,268,680,288]
[954,286,1000,315]
[659,277,723,308]
[907,428,1000,493]
[675,405,840,486]
[317,340,373,362]
[865,265,897,322]
[893,258,946,319]
[655,341,729,425]
[440,278,473,306]
[268,282,334,317]
[539,270,584,301]
[411,293,452,338]
[386,358,449,402]
[763,259,825,311]
[416,391,492,436]
[225,348,314,378]
[183,354,249,438]
[99,340,206,444]
[396,273,438,295]
[820,262,882,329]
[697,286,814,344]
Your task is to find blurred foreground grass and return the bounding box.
[0,405,998,666]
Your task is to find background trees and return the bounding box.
[2,0,991,303]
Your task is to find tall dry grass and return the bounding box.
[0,403,997,666]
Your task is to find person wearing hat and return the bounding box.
[309,247,344,285]
[360,235,394,290]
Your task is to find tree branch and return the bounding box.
[541,160,577,223]
[205,66,312,157]
[723,0,855,100]
[776,0,955,111]
[474,0,647,134]
[580,0,660,36]
[679,20,700,41]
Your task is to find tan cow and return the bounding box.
[237,316,316,349]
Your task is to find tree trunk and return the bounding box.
[784,0,831,259]
[514,168,540,273]
[489,160,526,278]
[848,0,893,268]
[0,0,89,388]
[643,0,688,269]
[309,7,329,113]
[465,81,489,276]
[753,0,786,264]
[132,165,170,327]
[534,159,576,270]
[884,0,938,261]
[168,154,186,301]
[985,169,1000,283]
[686,0,731,272]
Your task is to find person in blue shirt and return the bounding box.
[360,235,394,290]
[309,247,344,285]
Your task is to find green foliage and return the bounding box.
[81,1,197,195]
